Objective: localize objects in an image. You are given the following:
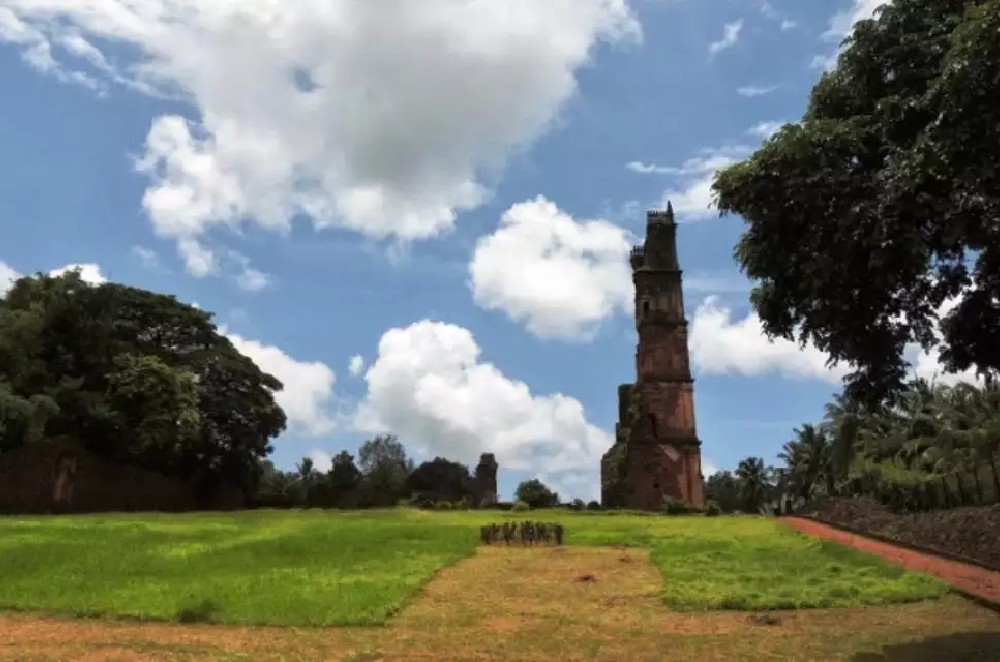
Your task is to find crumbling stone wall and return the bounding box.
[0,437,243,514]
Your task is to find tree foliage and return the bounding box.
[405,457,473,504]
[0,270,287,495]
[713,0,1000,405]
[515,478,559,509]
[774,377,1000,512]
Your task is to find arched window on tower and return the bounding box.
[641,299,651,317]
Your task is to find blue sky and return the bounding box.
[4,0,960,501]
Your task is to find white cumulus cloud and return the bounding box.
[469,196,633,340]
[226,332,338,436]
[49,263,108,285]
[1,0,641,279]
[689,295,982,387]
[658,145,752,220]
[348,354,365,377]
[353,319,611,500]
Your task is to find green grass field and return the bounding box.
[0,509,948,626]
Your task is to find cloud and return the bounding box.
[689,296,847,383]
[625,160,673,175]
[348,354,365,377]
[226,331,338,436]
[688,295,982,387]
[0,261,19,296]
[737,85,775,98]
[758,1,796,31]
[702,458,721,477]
[813,1,886,73]
[469,196,633,340]
[709,20,743,56]
[231,260,271,292]
[810,54,838,72]
[658,145,752,220]
[2,1,641,280]
[748,121,785,140]
[353,319,611,500]
[823,0,887,41]
[131,246,160,270]
[308,450,333,474]
[48,263,108,285]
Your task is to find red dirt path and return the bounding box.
[783,516,1000,606]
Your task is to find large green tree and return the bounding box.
[0,270,287,495]
[713,0,1000,405]
[357,434,413,506]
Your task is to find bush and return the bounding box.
[705,500,722,517]
[662,496,702,516]
[511,500,531,512]
[515,479,559,509]
[568,499,585,511]
[586,500,601,511]
[434,500,453,510]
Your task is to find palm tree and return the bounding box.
[736,456,771,513]
[778,424,832,501]
[823,391,866,486]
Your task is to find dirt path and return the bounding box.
[783,516,1000,606]
[1,545,999,660]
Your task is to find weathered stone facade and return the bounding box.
[601,204,705,510]
[472,453,499,507]
[0,437,244,514]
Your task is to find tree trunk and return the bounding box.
[972,465,984,504]
[954,473,968,505]
[939,476,951,508]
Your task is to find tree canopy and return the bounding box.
[515,478,559,509]
[0,270,287,495]
[712,0,1000,405]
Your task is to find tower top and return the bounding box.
[646,201,675,225]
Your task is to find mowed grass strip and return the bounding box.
[0,509,948,626]
[639,517,949,610]
[0,509,475,627]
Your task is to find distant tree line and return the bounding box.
[709,378,1000,514]
[254,436,570,511]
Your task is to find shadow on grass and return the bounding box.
[853,632,1000,661]
[175,599,221,624]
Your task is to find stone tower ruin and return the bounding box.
[600,203,705,510]
[472,453,498,507]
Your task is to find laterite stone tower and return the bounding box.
[600,203,705,510]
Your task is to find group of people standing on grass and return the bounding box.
[479,521,564,546]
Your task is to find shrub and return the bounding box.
[705,500,722,517]
[568,499,585,511]
[662,496,702,516]
[586,500,601,511]
[511,500,531,512]
[434,500,453,510]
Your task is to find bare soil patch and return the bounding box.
[784,516,1000,606]
[1,546,999,661]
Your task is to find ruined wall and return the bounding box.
[635,382,697,443]
[622,443,704,509]
[0,438,243,514]
[472,453,498,507]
